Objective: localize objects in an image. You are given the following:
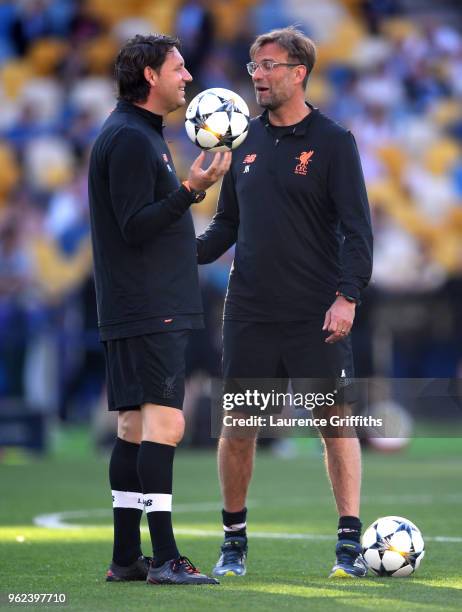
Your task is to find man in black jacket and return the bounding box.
[197,27,373,579]
[88,34,230,585]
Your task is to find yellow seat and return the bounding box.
[423,138,460,176]
[0,142,21,205]
[143,0,182,33]
[83,35,118,76]
[0,59,32,100]
[28,38,69,76]
[316,18,365,68]
[376,146,408,182]
[380,17,418,42]
[84,0,145,27]
[429,100,462,128]
[31,237,93,301]
[306,75,332,106]
[211,0,250,41]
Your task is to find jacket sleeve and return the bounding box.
[328,131,373,300]
[108,128,194,246]
[196,168,239,264]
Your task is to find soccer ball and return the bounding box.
[185,88,250,152]
[362,516,425,577]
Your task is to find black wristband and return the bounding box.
[181,181,206,203]
[336,291,360,305]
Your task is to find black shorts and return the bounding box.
[222,320,355,407]
[103,330,190,411]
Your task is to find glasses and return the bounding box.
[246,60,302,76]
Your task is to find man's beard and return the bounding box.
[256,89,283,111]
[259,100,277,110]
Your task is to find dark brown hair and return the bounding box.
[115,34,180,103]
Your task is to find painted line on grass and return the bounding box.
[172,529,462,543]
[34,502,257,529]
[33,507,462,542]
[33,491,462,529]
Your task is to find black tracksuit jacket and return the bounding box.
[197,106,373,321]
[88,101,203,340]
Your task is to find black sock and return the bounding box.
[338,515,362,543]
[109,437,143,566]
[137,441,179,566]
[223,507,247,539]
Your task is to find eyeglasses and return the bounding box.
[246,60,302,76]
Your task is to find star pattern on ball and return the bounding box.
[185,88,250,152]
[362,516,425,577]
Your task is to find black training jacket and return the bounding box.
[197,106,373,321]
[88,100,203,340]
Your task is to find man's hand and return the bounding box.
[322,296,356,344]
[188,151,232,191]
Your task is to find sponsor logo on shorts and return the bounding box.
[163,376,176,399]
[337,368,352,388]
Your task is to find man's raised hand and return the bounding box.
[188,151,232,191]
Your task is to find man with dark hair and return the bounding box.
[88,33,230,585]
[197,27,373,578]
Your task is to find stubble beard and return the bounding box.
[256,91,275,111]
[255,88,284,111]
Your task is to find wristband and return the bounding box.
[182,180,206,203]
[336,290,360,305]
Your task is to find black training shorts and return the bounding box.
[222,320,355,407]
[103,330,190,411]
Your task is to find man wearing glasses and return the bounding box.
[197,27,373,578]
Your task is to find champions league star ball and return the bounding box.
[185,88,250,152]
[362,516,425,577]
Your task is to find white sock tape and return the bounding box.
[111,490,144,510]
[143,493,172,513]
[223,522,247,532]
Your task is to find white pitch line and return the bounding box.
[34,504,225,529]
[32,508,462,542]
[33,501,259,529]
[174,529,462,543]
[174,528,333,541]
[33,491,462,529]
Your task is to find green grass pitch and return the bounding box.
[0,432,461,611]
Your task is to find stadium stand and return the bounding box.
[0,0,460,438]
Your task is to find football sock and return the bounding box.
[109,437,144,566]
[338,515,362,543]
[223,507,247,539]
[137,441,179,567]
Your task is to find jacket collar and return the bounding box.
[260,102,318,135]
[116,100,164,133]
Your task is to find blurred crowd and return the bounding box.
[0,0,461,422]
